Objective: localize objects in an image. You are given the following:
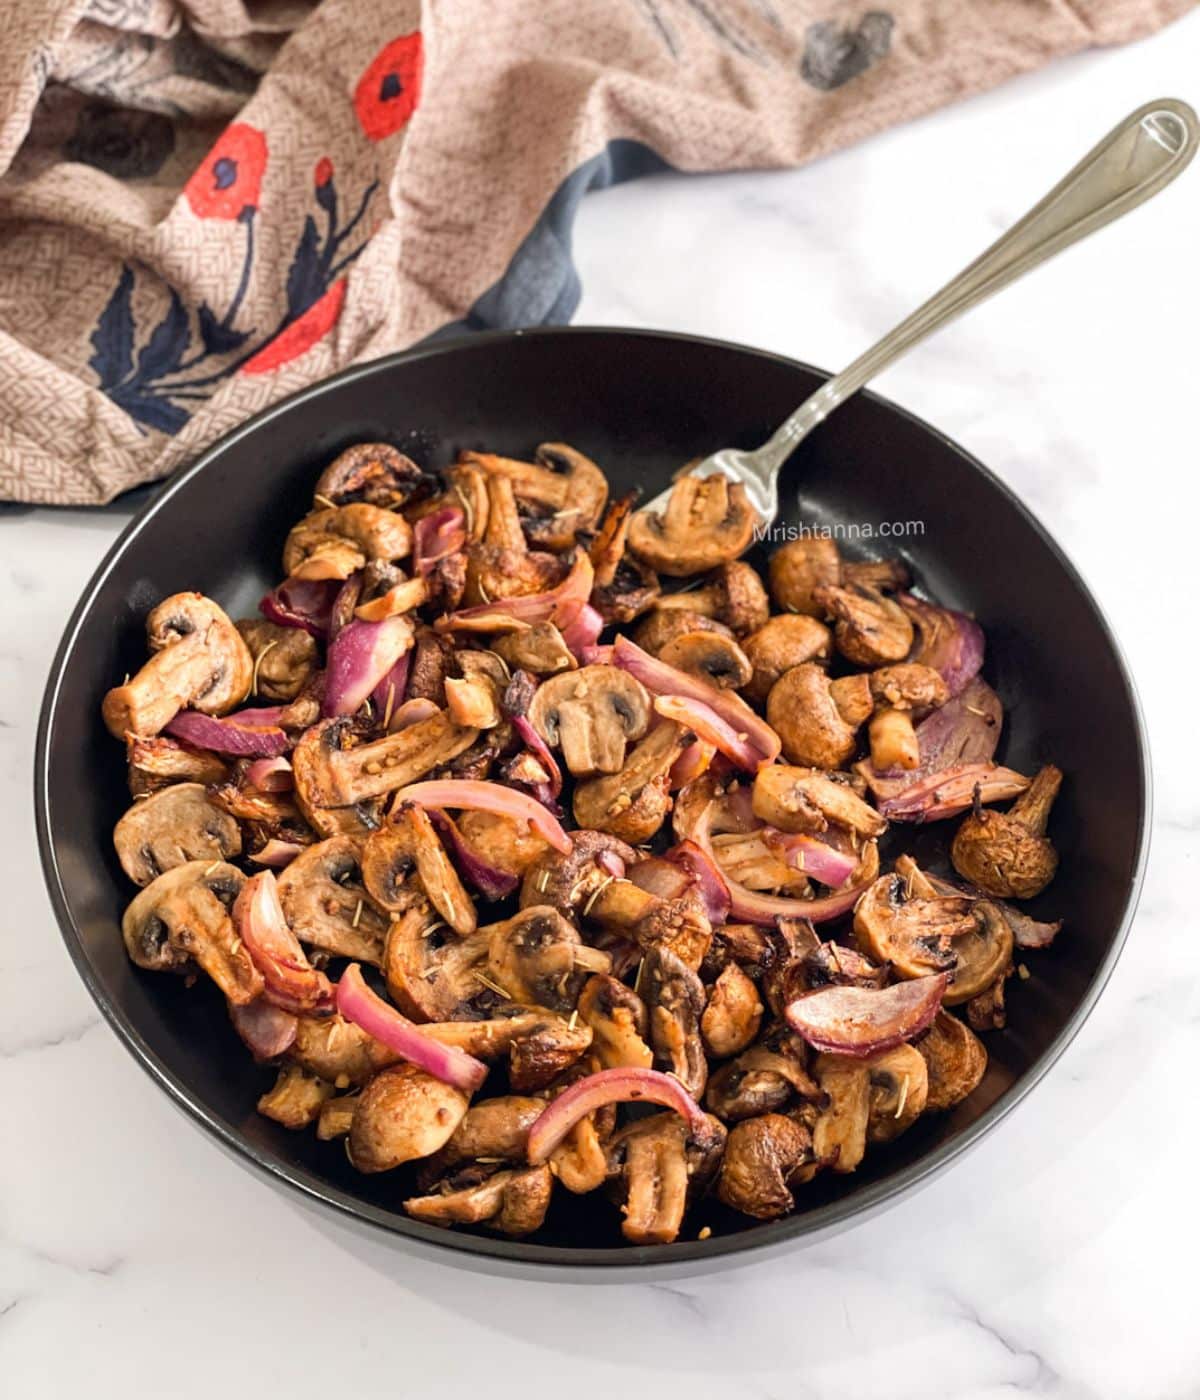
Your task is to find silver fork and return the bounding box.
[637,98,1198,528]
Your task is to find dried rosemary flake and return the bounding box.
[582,874,616,917]
[1017,962,1031,980]
[895,1074,910,1119]
[352,899,363,928]
[313,493,338,511]
[697,1226,712,1241]
[251,639,278,698]
[568,1009,579,1031]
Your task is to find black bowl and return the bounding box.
[35,328,1149,1278]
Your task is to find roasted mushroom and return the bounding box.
[113,783,241,887]
[657,631,753,691]
[632,608,734,657]
[812,1053,870,1172]
[122,860,259,1003]
[419,1094,545,1182]
[812,583,914,667]
[705,1033,819,1122]
[768,538,908,616]
[314,442,427,509]
[526,665,651,776]
[485,905,610,1012]
[951,765,1062,899]
[492,623,575,676]
[641,945,708,1098]
[257,1065,333,1129]
[283,503,412,581]
[125,734,229,796]
[461,442,609,549]
[383,904,490,1022]
[766,664,863,770]
[456,809,550,881]
[717,1112,813,1219]
[853,866,979,981]
[629,472,757,576]
[103,593,254,739]
[404,1163,553,1235]
[463,472,567,603]
[274,835,388,965]
[577,974,653,1069]
[741,614,832,703]
[865,1044,928,1142]
[589,492,660,623]
[362,802,477,934]
[572,720,690,843]
[235,619,318,702]
[753,765,887,838]
[289,1012,398,1088]
[348,1063,469,1173]
[651,563,769,635]
[914,1009,988,1111]
[701,962,763,1058]
[606,1111,726,1244]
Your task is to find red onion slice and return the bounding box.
[669,737,715,788]
[390,778,572,853]
[437,552,594,633]
[233,871,335,1015]
[876,762,1030,821]
[760,828,858,888]
[248,839,306,868]
[785,973,948,1057]
[371,652,413,727]
[323,614,413,718]
[245,756,294,792]
[580,644,613,665]
[259,576,339,638]
[166,709,290,757]
[336,963,488,1093]
[558,601,604,660]
[526,1067,710,1164]
[612,636,780,769]
[899,593,985,697]
[511,715,564,799]
[428,811,519,900]
[662,839,732,924]
[229,998,298,1060]
[653,694,761,772]
[414,506,467,575]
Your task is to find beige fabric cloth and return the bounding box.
[0,0,1191,504]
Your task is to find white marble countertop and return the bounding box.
[5,17,1200,1397]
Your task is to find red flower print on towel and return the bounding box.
[184,123,268,222]
[240,278,347,375]
[354,33,424,142]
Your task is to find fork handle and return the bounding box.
[747,98,1198,479]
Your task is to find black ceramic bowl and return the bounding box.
[36,328,1148,1278]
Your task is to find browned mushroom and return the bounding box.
[813,583,914,667]
[589,492,660,623]
[418,1095,546,1183]
[122,860,259,1004]
[752,765,887,838]
[812,1053,870,1172]
[404,1163,554,1235]
[257,1065,333,1128]
[492,623,576,676]
[705,1031,819,1122]
[629,472,757,576]
[289,1012,398,1089]
[444,675,502,730]
[741,614,832,703]
[632,608,734,657]
[701,962,763,1058]
[526,665,651,776]
[966,972,1011,1031]
[362,802,477,934]
[951,765,1062,899]
[766,664,864,769]
[125,734,229,797]
[642,944,708,1098]
[768,538,908,616]
[651,563,769,635]
[275,835,388,965]
[314,442,428,509]
[283,503,412,582]
[657,631,753,691]
[382,903,490,1022]
[103,593,254,739]
[914,1010,988,1110]
[572,720,690,843]
[463,472,568,603]
[717,1112,813,1219]
[853,865,978,981]
[347,1063,470,1172]
[235,619,317,702]
[864,1044,928,1142]
[484,905,610,1012]
[605,1111,726,1244]
[113,783,241,887]
[455,809,550,882]
[461,442,608,549]
[863,663,951,772]
[577,974,653,1069]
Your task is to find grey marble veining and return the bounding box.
[4,16,1200,1397]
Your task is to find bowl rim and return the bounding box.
[34,325,1152,1276]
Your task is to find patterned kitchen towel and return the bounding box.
[0,0,1191,504]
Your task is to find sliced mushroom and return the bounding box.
[632,609,734,657]
[461,442,608,548]
[235,619,317,702]
[705,1033,819,1122]
[606,1111,726,1244]
[642,944,708,1098]
[527,665,651,776]
[485,905,609,1012]
[456,809,549,881]
[257,1065,333,1128]
[868,708,920,771]
[404,1163,553,1235]
[383,903,490,1022]
[741,614,832,703]
[753,765,887,838]
[914,1010,987,1111]
[657,631,752,691]
[572,720,690,843]
[289,1012,398,1088]
[577,974,653,1069]
[651,563,769,635]
[868,663,950,713]
[769,538,908,616]
[589,492,660,623]
[316,1095,358,1139]
[125,734,229,797]
[423,1009,593,1091]
[701,962,763,1058]
[444,675,502,730]
[103,593,254,739]
[122,860,259,1003]
[966,971,1010,1031]
[362,802,477,934]
[348,1063,469,1173]
[492,623,576,676]
[717,1112,813,1219]
[812,1053,870,1172]
[418,1095,546,1185]
[275,835,388,965]
[853,867,977,980]
[283,503,412,581]
[629,472,757,576]
[291,712,479,813]
[951,765,1062,899]
[813,583,914,667]
[464,473,568,603]
[314,442,428,509]
[865,1044,928,1143]
[766,664,863,770]
[113,783,241,887]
